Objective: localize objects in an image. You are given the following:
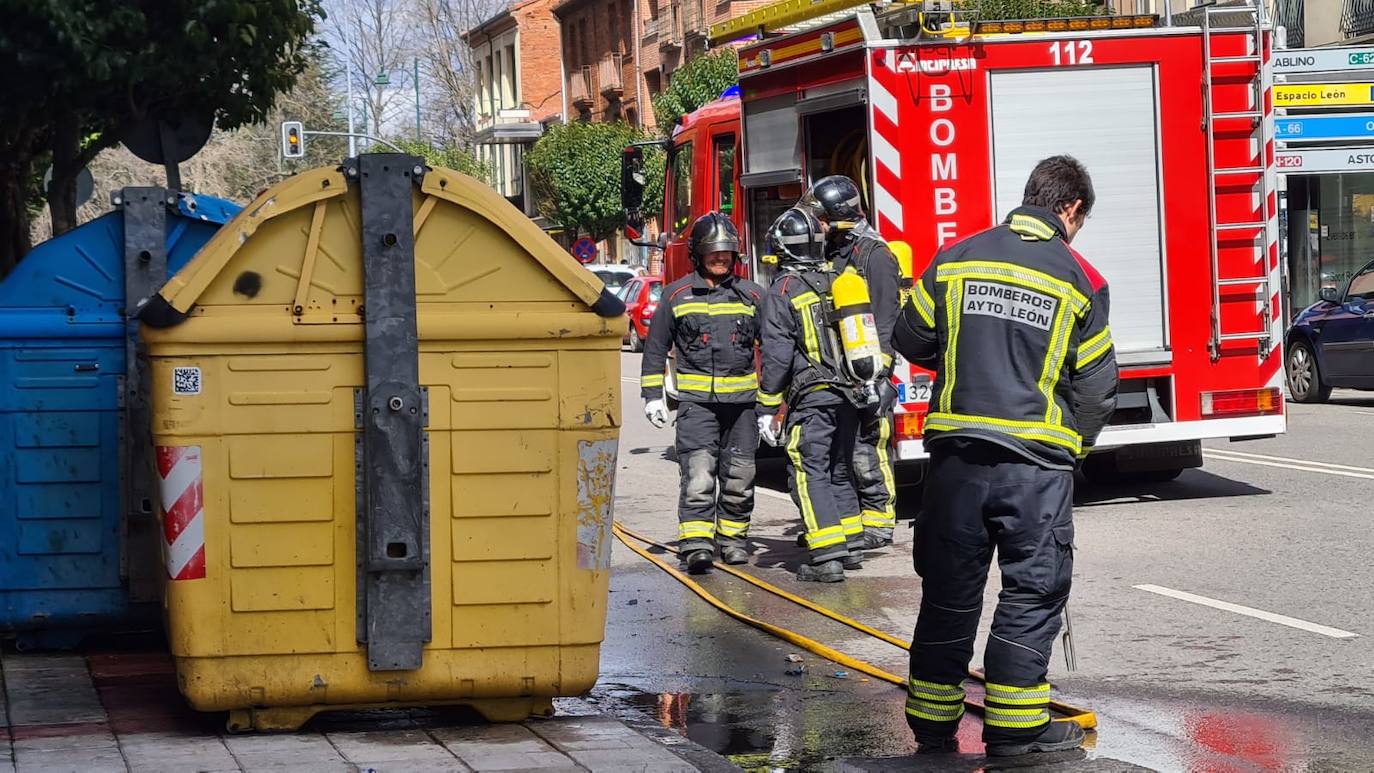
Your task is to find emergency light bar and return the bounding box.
[972,14,1157,35]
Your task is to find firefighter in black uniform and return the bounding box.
[892,156,1117,757]
[757,207,865,582]
[800,176,902,549]
[641,212,765,573]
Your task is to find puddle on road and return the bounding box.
[598,682,919,771]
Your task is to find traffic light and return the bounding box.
[281,121,305,159]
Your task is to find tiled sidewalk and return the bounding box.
[0,651,734,772]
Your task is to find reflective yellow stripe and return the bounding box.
[938,260,1088,314]
[985,682,1051,697]
[677,373,759,394]
[807,525,847,549]
[905,703,966,723]
[641,374,665,387]
[925,411,1082,454]
[913,281,936,327]
[862,510,895,529]
[985,694,1052,706]
[758,391,783,407]
[679,520,716,540]
[875,415,895,516]
[786,425,819,534]
[984,712,1050,729]
[840,514,863,536]
[793,292,822,362]
[939,278,960,412]
[717,518,749,537]
[1009,213,1057,241]
[1077,326,1113,369]
[909,679,966,699]
[673,301,757,318]
[1038,304,1074,426]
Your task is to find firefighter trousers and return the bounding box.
[784,400,863,564]
[854,406,897,539]
[905,439,1073,744]
[675,401,758,554]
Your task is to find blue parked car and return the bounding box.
[0,189,237,648]
[1286,258,1374,403]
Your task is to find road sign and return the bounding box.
[572,237,598,264]
[1275,148,1374,174]
[1274,83,1374,108]
[1275,46,1374,75]
[1277,113,1374,142]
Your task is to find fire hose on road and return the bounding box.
[611,522,1097,731]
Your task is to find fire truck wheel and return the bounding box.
[1286,340,1331,404]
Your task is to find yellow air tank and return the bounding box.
[890,240,914,304]
[830,268,883,383]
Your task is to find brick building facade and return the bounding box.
[465,0,564,214]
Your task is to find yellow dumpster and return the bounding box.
[139,156,624,731]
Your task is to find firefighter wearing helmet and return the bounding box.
[640,212,765,573]
[756,207,867,582]
[893,156,1117,757]
[800,175,904,551]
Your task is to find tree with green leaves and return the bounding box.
[653,50,740,133]
[0,1,324,274]
[526,121,662,244]
[389,138,492,183]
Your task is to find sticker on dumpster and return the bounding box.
[576,438,618,571]
[172,367,202,395]
[156,446,206,580]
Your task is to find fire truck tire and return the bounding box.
[628,324,644,353]
[1286,341,1331,404]
[1082,452,1184,486]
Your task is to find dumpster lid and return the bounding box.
[152,165,624,320]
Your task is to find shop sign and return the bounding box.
[1276,148,1374,174]
[1274,83,1374,108]
[1274,47,1374,74]
[1277,113,1374,142]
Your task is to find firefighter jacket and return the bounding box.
[893,205,1119,470]
[640,271,765,405]
[757,269,852,417]
[830,219,903,375]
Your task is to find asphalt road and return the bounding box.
[595,351,1374,771]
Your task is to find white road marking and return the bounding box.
[1204,449,1374,480]
[1133,584,1359,639]
[1355,410,1374,417]
[621,377,638,384]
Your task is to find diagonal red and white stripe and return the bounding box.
[156,446,206,581]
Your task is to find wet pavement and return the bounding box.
[607,353,1374,771]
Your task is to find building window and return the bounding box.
[1345,0,1374,38]
[670,141,694,234]
[713,135,735,215]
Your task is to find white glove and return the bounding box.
[758,414,782,447]
[644,399,669,429]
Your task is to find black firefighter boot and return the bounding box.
[796,559,845,583]
[720,546,749,565]
[683,549,715,575]
[985,721,1086,758]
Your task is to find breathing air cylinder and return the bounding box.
[890,241,914,304]
[830,267,883,383]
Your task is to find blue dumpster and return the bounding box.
[0,189,238,647]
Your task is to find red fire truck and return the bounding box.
[623,1,1284,480]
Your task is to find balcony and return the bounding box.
[570,66,595,110]
[642,16,660,40]
[1345,0,1374,38]
[660,4,683,50]
[681,0,703,39]
[599,53,625,97]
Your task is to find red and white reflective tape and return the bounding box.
[155,446,206,581]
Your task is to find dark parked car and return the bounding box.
[618,275,662,352]
[1286,258,1374,402]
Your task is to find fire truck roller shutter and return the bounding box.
[989,66,1167,360]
